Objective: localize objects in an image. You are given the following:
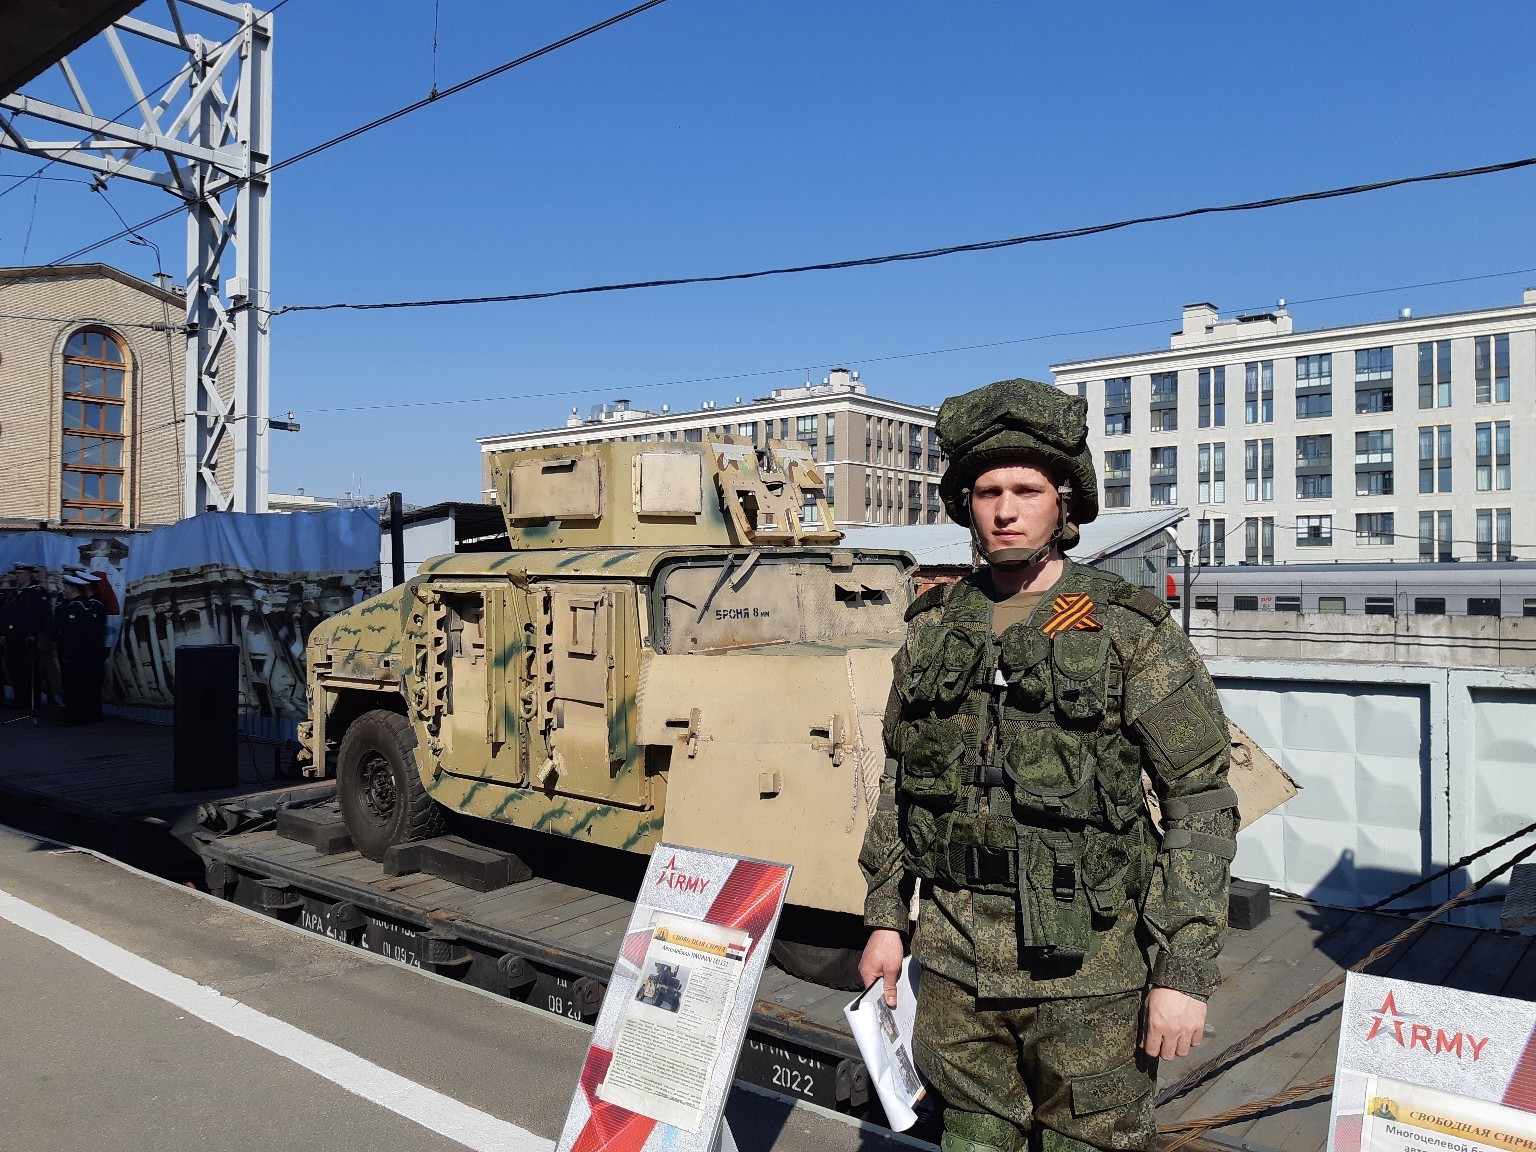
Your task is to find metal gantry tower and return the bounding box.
[0,0,274,515]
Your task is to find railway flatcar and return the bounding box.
[1172,561,1536,619]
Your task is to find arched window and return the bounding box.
[61,327,128,524]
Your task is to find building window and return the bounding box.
[1419,510,1453,562]
[1419,340,1451,408]
[1355,429,1394,496]
[684,427,703,442]
[1104,486,1130,509]
[1244,361,1273,424]
[1296,514,1333,547]
[1475,420,1512,491]
[1355,347,1394,414]
[797,414,818,447]
[1476,508,1514,562]
[1198,367,1226,428]
[1105,377,1130,405]
[1149,445,1177,506]
[1418,425,1452,493]
[1295,353,1332,420]
[1075,382,1087,398]
[1104,449,1131,482]
[1105,412,1131,436]
[1475,334,1511,404]
[1295,434,1332,499]
[1243,438,1273,501]
[1356,512,1395,545]
[1150,371,1178,432]
[737,422,758,443]
[61,327,128,524]
[1244,516,1275,564]
[1196,442,1225,504]
[1197,517,1227,565]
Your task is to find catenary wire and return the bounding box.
[267,155,1536,315]
[23,0,671,269]
[0,0,297,205]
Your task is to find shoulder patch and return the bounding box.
[1117,585,1171,623]
[904,582,948,622]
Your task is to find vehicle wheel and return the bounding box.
[337,709,445,861]
[769,940,864,991]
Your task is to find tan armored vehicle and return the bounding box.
[298,439,913,929]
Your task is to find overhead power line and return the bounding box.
[26,0,671,270]
[269,154,1536,315]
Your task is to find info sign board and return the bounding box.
[554,844,792,1152]
[1328,973,1536,1152]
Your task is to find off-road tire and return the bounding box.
[336,709,446,861]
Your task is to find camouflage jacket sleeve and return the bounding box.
[1121,614,1236,999]
[858,644,915,934]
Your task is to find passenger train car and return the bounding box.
[1171,561,1536,619]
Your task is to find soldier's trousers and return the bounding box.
[914,968,1159,1152]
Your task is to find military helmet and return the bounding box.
[936,378,1099,535]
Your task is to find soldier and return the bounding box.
[53,574,107,725]
[858,379,1237,1152]
[1,564,54,713]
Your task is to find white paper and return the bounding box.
[1359,1075,1536,1152]
[597,912,752,1132]
[843,956,924,1130]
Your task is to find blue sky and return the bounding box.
[4,1,1536,505]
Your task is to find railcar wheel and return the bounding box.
[336,709,446,861]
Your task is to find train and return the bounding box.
[1168,561,1536,619]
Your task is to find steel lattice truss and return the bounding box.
[0,0,273,515]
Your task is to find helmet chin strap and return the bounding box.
[966,483,1073,571]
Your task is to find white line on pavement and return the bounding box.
[0,886,554,1152]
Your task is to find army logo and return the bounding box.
[1042,593,1102,638]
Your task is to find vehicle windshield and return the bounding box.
[653,552,909,653]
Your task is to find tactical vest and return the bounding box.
[891,566,1158,962]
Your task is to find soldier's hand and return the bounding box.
[858,928,906,1007]
[1142,986,1207,1060]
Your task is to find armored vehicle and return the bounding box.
[636,963,684,1011]
[298,439,913,927]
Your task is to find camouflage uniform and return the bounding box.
[859,380,1236,1152]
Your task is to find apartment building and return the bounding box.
[476,369,947,528]
[1051,290,1536,565]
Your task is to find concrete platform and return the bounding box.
[0,821,919,1152]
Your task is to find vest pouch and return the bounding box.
[998,624,1051,714]
[1022,829,1094,957]
[1002,727,1098,821]
[934,813,1018,896]
[1079,826,1136,920]
[896,718,967,802]
[1093,737,1147,831]
[902,624,989,708]
[900,803,944,879]
[1052,630,1111,724]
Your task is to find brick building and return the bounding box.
[0,264,228,529]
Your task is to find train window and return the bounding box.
[1468,597,1502,617]
[1275,595,1302,613]
[1414,597,1446,615]
[1318,596,1347,614]
[1524,598,1536,618]
[1364,597,1395,617]
[1232,595,1259,611]
[1195,595,1218,611]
